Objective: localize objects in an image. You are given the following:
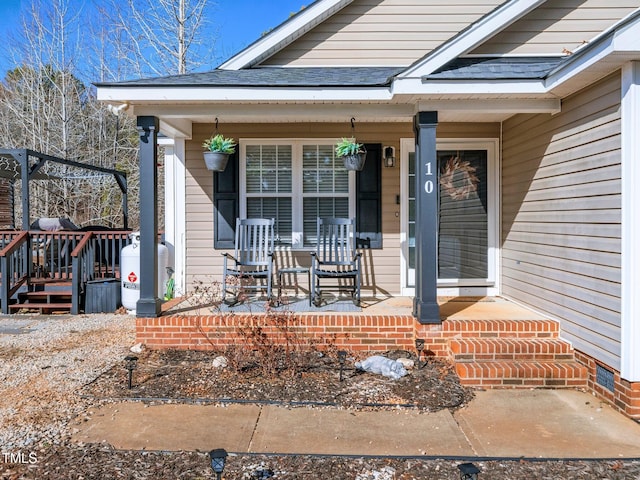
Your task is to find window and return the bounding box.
[241,140,353,248]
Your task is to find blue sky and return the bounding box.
[0,0,308,78]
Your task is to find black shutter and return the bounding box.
[213,150,239,249]
[356,143,382,249]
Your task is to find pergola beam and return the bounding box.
[0,148,128,230]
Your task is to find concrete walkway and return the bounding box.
[73,390,640,459]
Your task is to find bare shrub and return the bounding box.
[182,277,345,379]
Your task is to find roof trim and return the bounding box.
[219,0,354,70]
[398,0,548,79]
[97,86,394,103]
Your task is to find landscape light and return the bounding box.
[124,355,138,389]
[457,462,480,480]
[415,338,425,368]
[338,350,347,382]
[209,448,227,480]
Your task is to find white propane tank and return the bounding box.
[121,232,171,311]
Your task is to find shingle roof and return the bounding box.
[425,57,566,80]
[95,67,405,88]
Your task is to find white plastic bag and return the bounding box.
[354,355,408,380]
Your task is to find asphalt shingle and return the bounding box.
[96,67,404,88]
[425,57,566,80]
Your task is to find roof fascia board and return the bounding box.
[219,0,354,70]
[132,98,559,120]
[417,98,560,114]
[134,103,417,120]
[398,0,548,79]
[392,78,549,95]
[97,86,393,102]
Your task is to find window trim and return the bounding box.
[239,139,356,249]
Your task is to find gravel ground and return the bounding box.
[2,314,640,479]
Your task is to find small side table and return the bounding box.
[277,267,311,306]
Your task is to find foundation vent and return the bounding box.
[596,364,615,392]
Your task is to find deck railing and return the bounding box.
[0,230,134,314]
[0,231,29,313]
[70,230,132,314]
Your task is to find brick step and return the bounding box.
[443,319,559,337]
[455,360,588,388]
[450,338,575,362]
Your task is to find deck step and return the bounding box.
[9,302,73,313]
[10,288,74,314]
[455,360,588,388]
[19,290,72,300]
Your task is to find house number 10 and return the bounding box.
[424,162,434,194]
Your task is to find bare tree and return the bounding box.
[0,0,219,229]
[98,0,215,78]
[0,0,139,228]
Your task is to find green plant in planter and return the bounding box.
[202,134,236,154]
[334,137,364,157]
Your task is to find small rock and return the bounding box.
[130,342,144,353]
[396,357,415,369]
[212,355,228,368]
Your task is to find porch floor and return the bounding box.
[364,295,548,321]
[161,294,548,322]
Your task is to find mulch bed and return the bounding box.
[4,446,639,480]
[81,348,474,412]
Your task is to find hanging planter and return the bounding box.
[335,137,366,171]
[202,119,236,172]
[335,118,366,171]
[203,151,231,171]
[341,152,366,171]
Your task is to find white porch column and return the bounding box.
[161,137,187,298]
[621,61,640,381]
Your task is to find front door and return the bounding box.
[400,139,499,296]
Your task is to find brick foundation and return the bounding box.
[136,313,418,352]
[574,350,640,420]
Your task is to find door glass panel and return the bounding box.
[406,149,488,286]
[407,153,416,287]
[437,150,488,279]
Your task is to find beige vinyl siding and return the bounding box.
[501,72,622,369]
[185,121,499,296]
[471,0,640,56]
[262,0,503,67]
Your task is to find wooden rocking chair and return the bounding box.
[310,217,361,307]
[222,218,275,304]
